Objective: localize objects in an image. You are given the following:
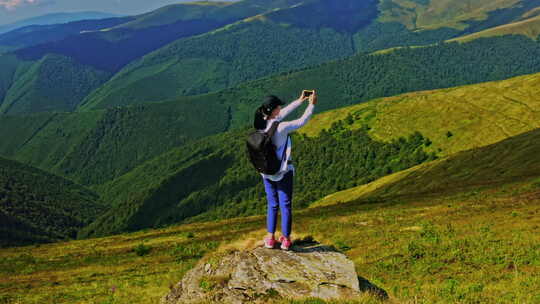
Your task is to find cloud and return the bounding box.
[0,0,41,10]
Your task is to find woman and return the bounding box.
[253,90,317,250]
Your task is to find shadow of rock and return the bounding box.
[358,276,389,300]
[290,244,338,253]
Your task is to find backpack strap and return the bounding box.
[280,134,290,162]
[267,121,280,138]
[268,121,288,163]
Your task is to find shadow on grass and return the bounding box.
[358,276,389,301]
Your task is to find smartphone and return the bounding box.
[304,90,314,97]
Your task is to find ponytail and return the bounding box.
[253,106,267,130]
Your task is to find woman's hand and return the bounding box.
[310,90,317,105]
[300,90,310,102]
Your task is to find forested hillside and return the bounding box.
[85,35,540,132]
[301,72,540,156]
[0,98,229,186]
[2,36,540,187]
[0,54,111,114]
[79,0,379,109]
[0,157,105,247]
[12,2,242,72]
[80,122,435,238]
[79,70,540,238]
[354,0,540,51]
[82,0,540,109]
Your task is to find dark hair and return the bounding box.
[253,95,283,130]
[253,106,267,130]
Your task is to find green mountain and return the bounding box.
[78,0,378,109]
[80,0,540,110]
[78,70,540,238]
[0,97,230,186]
[0,157,105,247]
[0,0,297,115]
[2,35,540,189]
[1,0,540,114]
[354,0,540,51]
[301,72,540,157]
[0,54,111,114]
[1,35,540,189]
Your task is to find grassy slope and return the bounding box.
[0,157,106,247]
[1,131,539,303]
[379,0,523,30]
[450,14,540,42]
[301,72,540,157]
[0,12,120,35]
[111,0,309,31]
[313,127,540,208]
[354,0,540,52]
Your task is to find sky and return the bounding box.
[0,0,229,25]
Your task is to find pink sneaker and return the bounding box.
[279,236,292,251]
[264,236,276,249]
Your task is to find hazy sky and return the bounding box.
[0,0,229,25]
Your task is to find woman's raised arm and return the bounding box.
[278,91,310,119]
[279,100,315,134]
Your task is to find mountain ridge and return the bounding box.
[84,0,540,110]
[0,11,119,35]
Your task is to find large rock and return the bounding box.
[162,240,386,303]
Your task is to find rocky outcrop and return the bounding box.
[162,240,387,303]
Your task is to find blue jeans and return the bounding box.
[263,170,294,238]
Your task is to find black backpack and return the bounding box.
[246,121,289,175]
